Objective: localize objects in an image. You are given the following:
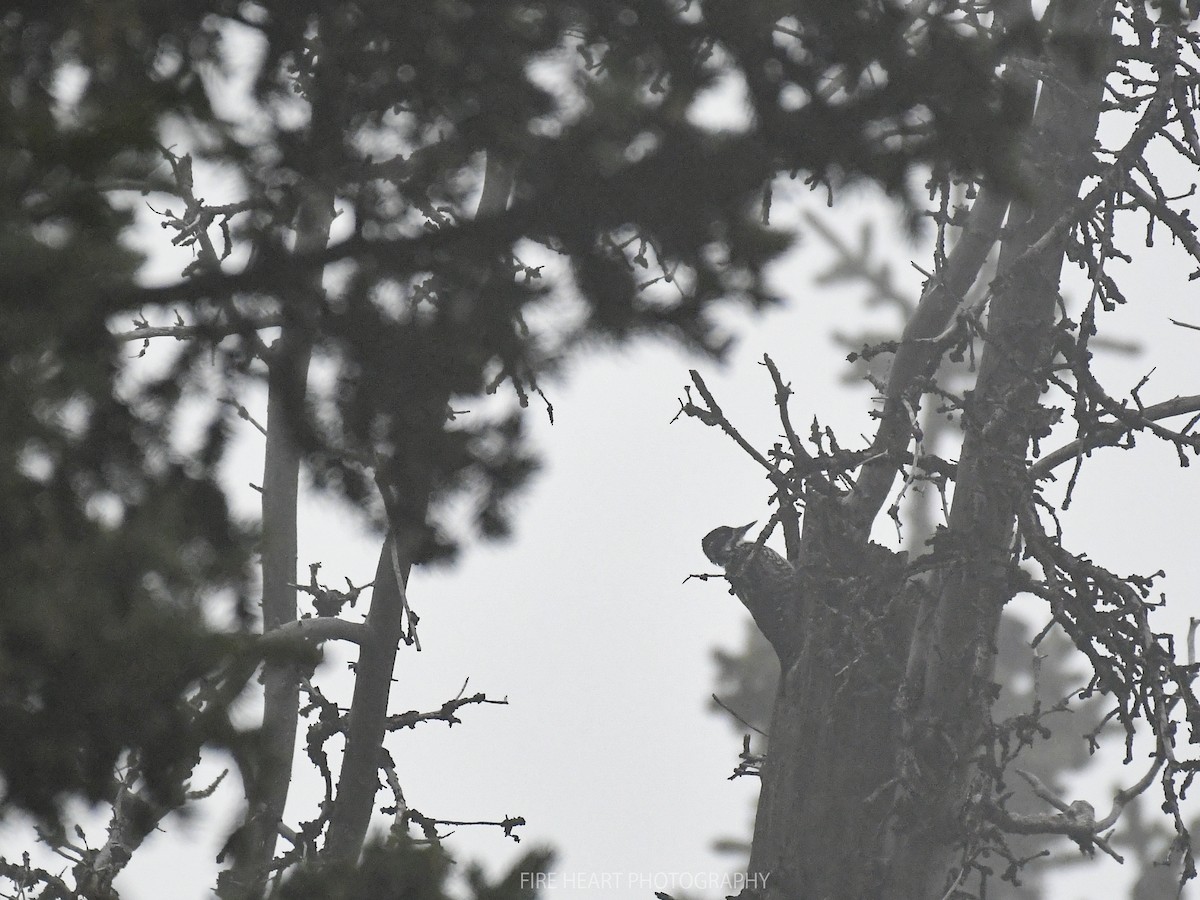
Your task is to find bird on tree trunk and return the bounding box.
[702,522,802,663]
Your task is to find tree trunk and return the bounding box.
[221,185,334,899]
[747,500,914,898]
[745,2,1115,896]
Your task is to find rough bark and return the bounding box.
[744,2,1116,896]
[883,3,1113,895]
[747,498,914,899]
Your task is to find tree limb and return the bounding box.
[1030,393,1200,478]
[842,186,1010,536]
[262,617,366,647]
[113,314,282,344]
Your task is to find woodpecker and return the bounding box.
[702,521,798,610]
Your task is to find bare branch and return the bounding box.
[1030,393,1200,478]
[1094,757,1165,831]
[983,769,1123,862]
[675,369,797,500]
[324,147,516,863]
[221,397,269,437]
[262,617,366,647]
[712,693,768,738]
[404,809,525,844]
[384,690,509,732]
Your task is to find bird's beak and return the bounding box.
[733,521,756,542]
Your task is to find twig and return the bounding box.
[384,690,508,732]
[221,396,269,437]
[712,693,768,737]
[987,769,1123,862]
[675,370,797,502]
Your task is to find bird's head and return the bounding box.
[701,521,755,566]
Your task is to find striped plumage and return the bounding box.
[702,522,797,611]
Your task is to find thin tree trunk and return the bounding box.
[222,185,334,898]
[322,150,516,862]
[322,527,417,861]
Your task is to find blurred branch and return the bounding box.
[802,210,914,313]
[262,617,366,647]
[114,314,282,344]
